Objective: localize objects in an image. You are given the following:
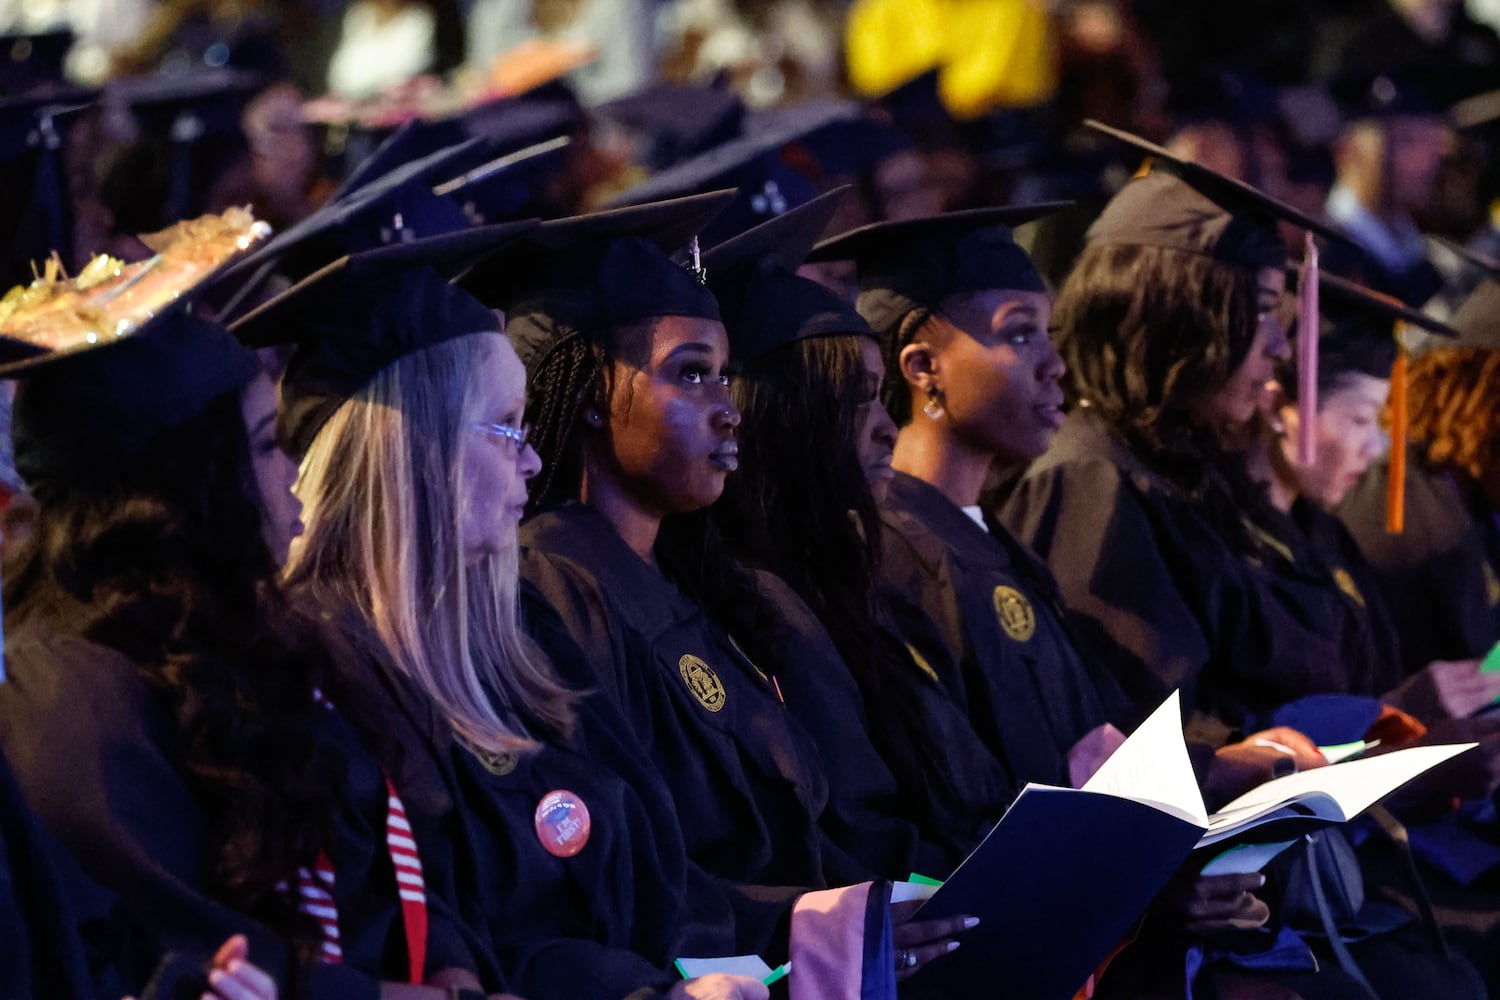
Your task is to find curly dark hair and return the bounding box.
[1051,241,1272,553]
[1405,345,1500,485]
[4,390,340,956]
[712,334,969,835]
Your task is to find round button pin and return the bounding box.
[534,789,591,858]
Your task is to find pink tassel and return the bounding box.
[1297,231,1320,466]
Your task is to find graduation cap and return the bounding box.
[1082,119,1352,270]
[108,69,266,222]
[805,202,1067,342]
[591,82,744,171]
[1166,68,1278,130]
[1330,71,1442,125]
[1284,270,1456,395]
[0,29,73,95]
[1,225,267,502]
[1447,278,1500,352]
[461,190,733,372]
[0,91,97,286]
[600,101,873,245]
[232,220,536,455]
[211,136,488,318]
[702,186,870,362]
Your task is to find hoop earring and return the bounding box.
[923,388,945,421]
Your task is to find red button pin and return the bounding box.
[534,789,591,858]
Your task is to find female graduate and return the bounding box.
[251,229,957,1000]
[461,192,974,985]
[999,122,1487,1000]
[701,189,1020,871]
[1258,277,1500,720]
[1338,277,1500,676]
[0,258,497,997]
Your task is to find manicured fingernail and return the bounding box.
[962,917,981,929]
[947,941,961,952]
[208,970,224,986]
[1255,874,1267,888]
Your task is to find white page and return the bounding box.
[1205,743,1475,841]
[675,956,773,980]
[890,880,941,903]
[1082,690,1208,826]
[1199,840,1297,876]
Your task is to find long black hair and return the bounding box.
[4,389,340,954]
[1052,241,1274,553]
[712,334,969,830]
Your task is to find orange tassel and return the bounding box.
[1387,341,1408,534]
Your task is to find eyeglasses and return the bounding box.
[475,422,530,451]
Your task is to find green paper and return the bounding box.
[1481,642,1500,674]
[907,872,945,887]
[762,962,791,986]
[1318,740,1369,763]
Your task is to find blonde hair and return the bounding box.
[284,331,574,755]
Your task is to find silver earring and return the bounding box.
[923,388,945,421]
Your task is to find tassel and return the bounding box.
[1297,232,1320,466]
[1387,338,1408,534]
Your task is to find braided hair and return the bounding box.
[521,320,612,516]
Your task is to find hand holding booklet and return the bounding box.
[909,692,1474,1000]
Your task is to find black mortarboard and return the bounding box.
[703,187,870,362]
[806,203,1065,340]
[1447,278,1500,352]
[601,101,868,244]
[872,69,961,149]
[462,190,732,371]
[0,92,96,287]
[231,221,536,455]
[1281,271,1456,398]
[2,236,265,502]
[109,69,265,221]
[212,136,487,317]
[1331,71,1442,125]
[1166,68,1278,130]
[1083,119,1351,270]
[592,83,744,171]
[329,117,473,200]
[0,30,73,95]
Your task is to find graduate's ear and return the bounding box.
[899,340,940,396]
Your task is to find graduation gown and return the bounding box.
[520,502,836,889]
[0,614,481,1000]
[1337,454,1500,676]
[879,471,1110,794]
[0,750,94,1000]
[1000,413,1350,741]
[1251,498,1407,701]
[744,567,986,879]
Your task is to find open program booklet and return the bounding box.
[909,691,1474,1000]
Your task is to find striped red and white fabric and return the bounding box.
[298,855,343,962]
[292,688,429,983]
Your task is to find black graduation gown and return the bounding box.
[455,691,792,1000]
[1000,413,1350,741]
[0,749,94,1000]
[879,471,1110,800]
[309,589,803,1000]
[519,502,837,889]
[1251,498,1407,702]
[743,568,982,879]
[1337,454,1500,676]
[0,617,473,1000]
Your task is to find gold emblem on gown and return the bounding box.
[1333,567,1366,608]
[992,585,1037,642]
[1485,563,1500,608]
[679,654,727,712]
[462,738,519,776]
